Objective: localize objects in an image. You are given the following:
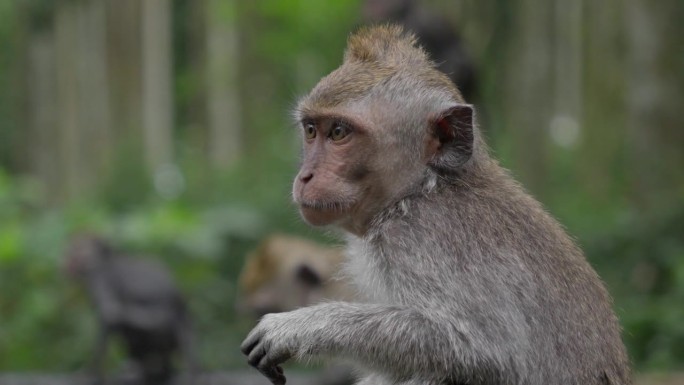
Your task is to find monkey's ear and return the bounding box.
[295,263,323,288]
[428,104,474,172]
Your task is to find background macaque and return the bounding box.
[237,234,353,318]
[241,25,631,385]
[65,234,195,385]
[238,234,356,385]
[362,0,477,102]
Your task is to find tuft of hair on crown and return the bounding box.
[344,24,432,68]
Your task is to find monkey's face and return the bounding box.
[292,101,430,235]
[293,25,476,235]
[293,113,374,231]
[237,235,336,318]
[63,235,110,279]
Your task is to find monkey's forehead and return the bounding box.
[296,61,463,121]
[300,62,394,111]
[296,73,461,128]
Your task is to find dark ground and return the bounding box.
[0,371,319,385]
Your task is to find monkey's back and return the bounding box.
[470,174,631,384]
[348,165,631,385]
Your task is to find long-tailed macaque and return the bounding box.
[241,25,631,385]
[237,234,354,318]
[65,234,196,385]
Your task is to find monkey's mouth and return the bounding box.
[298,200,354,226]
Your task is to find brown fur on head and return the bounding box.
[300,25,463,111]
[293,25,477,235]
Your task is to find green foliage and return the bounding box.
[0,163,324,370]
[0,0,683,374]
[585,207,684,370]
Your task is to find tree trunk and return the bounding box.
[206,0,242,169]
[507,0,553,197]
[26,30,59,202]
[106,0,143,143]
[142,0,174,174]
[55,1,83,201]
[550,0,582,150]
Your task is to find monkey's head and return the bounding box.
[292,25,480,235]
[237,235,345,318]
[64,234,113,279]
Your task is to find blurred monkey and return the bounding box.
[237,234,354,318]
[362,0,477,102]
[64,234,196,385]
[237,234,356,385]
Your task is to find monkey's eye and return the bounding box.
[304,123,316,140]
[330,123,350,142]
[304,123,316,139]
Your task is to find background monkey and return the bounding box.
[65,234,196,385]
[237,234,357,385]
[361,0,477,103]
[237,234,354,318]
[241,25,631,385]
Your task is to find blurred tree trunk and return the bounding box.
[507,0,553,197]
[55,1,83,200]
[625,0,684,211]
[77,0,112,195]
[106,0,143,145]
[52,0,112,201]
[551,0,582,149]
[580,0,626,202]
[176,0,208,157]
[206,0,242,169]
[142,0,174,174]
[26,29,59,201]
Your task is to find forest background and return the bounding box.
[0,0,682,375]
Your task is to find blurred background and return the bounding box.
[0,0,682,381]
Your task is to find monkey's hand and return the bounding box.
[241,312,301,385]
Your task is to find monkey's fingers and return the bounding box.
[241,329,263,355]
[260,365,286,385]
[246,341,289,385]
[247,340,267,367]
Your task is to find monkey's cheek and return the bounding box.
[299,206,342,227]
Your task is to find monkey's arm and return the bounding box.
[241,301,495,384]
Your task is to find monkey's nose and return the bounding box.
[300,172,314,184]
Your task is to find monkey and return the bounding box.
[361,0,477,103]
[237,234,357,385]
[240,25,631,385]
[237,234,355,318]
[64,234,196,385]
